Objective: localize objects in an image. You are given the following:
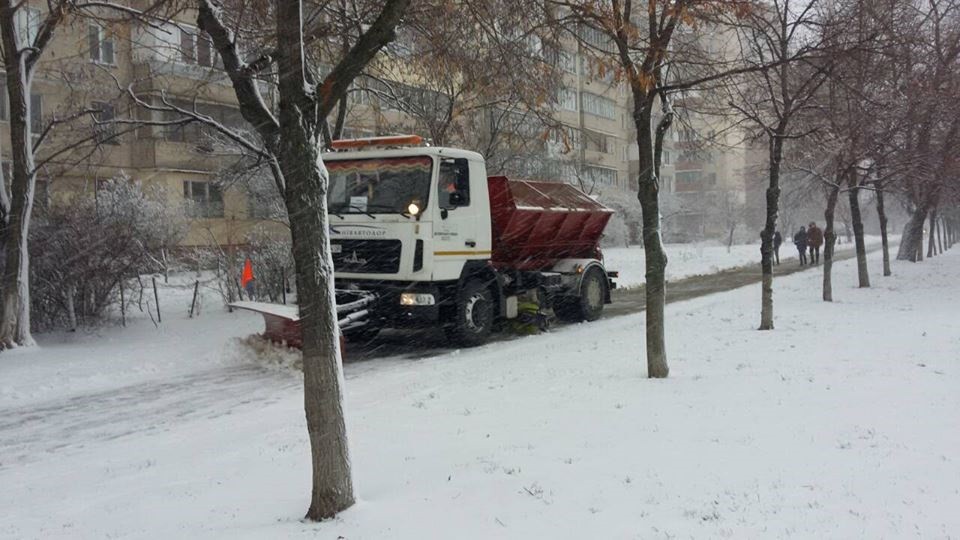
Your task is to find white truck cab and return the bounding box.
[324,144,491,284]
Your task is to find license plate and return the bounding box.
[331,243,342,254]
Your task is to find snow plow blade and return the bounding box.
[230,290,376,350]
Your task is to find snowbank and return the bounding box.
[1,249,956,539]
[0,274,264,408]
[605,235,891,288]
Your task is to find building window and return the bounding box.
[162,99,241,144]
[180,28,196,63]
[347,84,373,107]
[583,129,610,153]
[15,7,40,46]
[183,180,224,218]
[0,90,44,131]
[582,92,616,120]
[178,28,220,68]
[579,25,613,52]
[92,101,118,144]
[582,57,615,84]
[584,165,618,186]
[88,25,115,65]
[559,88,578,112]
[164,109,198,142]
[560,50,577,74]
[549,125,580,153]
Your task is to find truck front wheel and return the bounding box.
[554,268,606,323]
[446,280,494,347]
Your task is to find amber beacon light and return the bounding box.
[330,134,424,150]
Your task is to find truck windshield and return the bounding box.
[327,156,432,215]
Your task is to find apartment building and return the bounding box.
[626,27,761,242]
[1,9,264,249]
[7,7,753,249]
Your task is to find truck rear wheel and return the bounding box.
[446,279,494,347]
[554,268,605,323]
[343,326,380,345]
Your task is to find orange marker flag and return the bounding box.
[241,258,254,288]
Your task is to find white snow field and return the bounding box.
[604,235,889,288]
[1,248,957,539]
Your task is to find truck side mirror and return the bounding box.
[449,192,466,206]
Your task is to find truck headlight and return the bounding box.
[400,292,436,306]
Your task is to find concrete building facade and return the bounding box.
[6,8,757,249]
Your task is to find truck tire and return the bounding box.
[343,326,380,344]
[446,279,494,347]
[554,268,605,323]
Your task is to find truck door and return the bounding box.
[432,158,485,281]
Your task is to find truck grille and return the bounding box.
[332,239,402,274]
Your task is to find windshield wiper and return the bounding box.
[330,204,377,219]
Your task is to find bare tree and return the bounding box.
[550,0,773,378]
[185,0,411,519]
[726,0,832,327]
[893,0,960,262]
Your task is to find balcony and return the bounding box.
[131,59,261,105]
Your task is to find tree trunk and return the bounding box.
[875,180,891,276]
[273,0,353,519]
[633,97,668,378]
[935,215,944,254]
[896,207,927,262]
[926,208,937,258]
[846,176,869,287]
[281,145,354,521]
[0,28,38,349]
[65,285,77,331]
[822,183,840,302]
[759,133,784,329]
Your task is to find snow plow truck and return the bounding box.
[322,135,618,347]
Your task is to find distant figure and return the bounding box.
[807,222,823,265]
[773,230,782,265]
[794,226,808,265]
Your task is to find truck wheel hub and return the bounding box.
[585,277,602,307]
[464,294,488,332]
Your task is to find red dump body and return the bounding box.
[487,176,614,271]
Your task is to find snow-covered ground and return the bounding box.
[2,249,957,539]
[605,235,890,288]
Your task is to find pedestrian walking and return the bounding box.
[807,222,823,265]
[773,230,782,265]
[794,226,808,265]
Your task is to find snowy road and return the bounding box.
[0,365,300,470]
[0,243,887,474]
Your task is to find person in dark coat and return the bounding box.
[773,230,782,265]
[794,226,808,265]
[806,222,823,265]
